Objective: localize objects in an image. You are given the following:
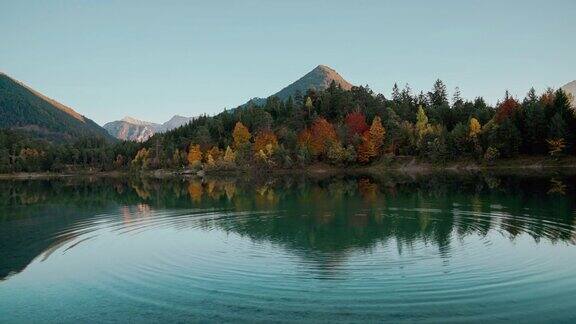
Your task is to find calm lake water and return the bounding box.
[1,172,576,323]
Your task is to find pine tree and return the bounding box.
[428,79,448,107]
[392,83,400,102]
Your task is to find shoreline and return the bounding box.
[1,156,576,180]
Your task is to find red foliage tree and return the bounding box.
[495,97,520,123]
[345,111,369,137]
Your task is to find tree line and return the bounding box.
[1,80,574,173]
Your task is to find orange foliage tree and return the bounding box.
[357,131,377,163]
[187,144,202,166]
[232,121,251,148]
[254,130,279,153]
[369,116,385,153]
[310,118,338,156]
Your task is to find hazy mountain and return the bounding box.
[0,72,114,142]
[160,115,195,132]
[103,115,195,142]
[241,65,353,107]
[103,117,161,142]
[561,80,576,106]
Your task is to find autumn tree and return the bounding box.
[326,140,345,165]
[254,130,279,154]
[223,146,236,165]
[187,144,202,167]
[495,95,520,123]
[357,131,377,163]
[369,116,386,153]
[345,111,369,138]
[310,118,338,156]
[131,148,150,170]
[469,118,481,137]
[205,152,216,167]
[207,146,222,162]
[416,105,432,141]
[232,122,251,148]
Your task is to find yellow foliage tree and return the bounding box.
[205,153,215,167]
[469,118,481,137]
[207,146,222,162]
[369,116,386,153]
[232,122,251,148]
[187,144,202,167]
[223,146,236,164]
[132,148,150,169]
[416,105,432,140]
[357,131,377,163]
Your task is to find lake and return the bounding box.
[1,172,576,323]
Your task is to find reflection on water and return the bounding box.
[1,172,576,322]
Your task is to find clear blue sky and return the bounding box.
[1,0,574,125]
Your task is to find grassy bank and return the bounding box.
[1,155,576,180]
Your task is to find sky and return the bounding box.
[1,0,575,125]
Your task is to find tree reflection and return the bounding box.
[0,172,575,280]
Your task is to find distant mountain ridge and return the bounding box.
[242,65,353,107]
[103,115,195,142]
[0,72,113,142]
[561,80,576,106]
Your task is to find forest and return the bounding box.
[1,80,575,173]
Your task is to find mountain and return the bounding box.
[561,80,576,106]
[161,115,195,131]
[103,117,161,142]
[242,65,353,107]
[0,72,114,142]
[103,115,195,142]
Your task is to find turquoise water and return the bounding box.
[1,174,576,323]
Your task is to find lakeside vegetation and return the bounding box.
[1,80,575,174]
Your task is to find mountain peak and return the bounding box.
[237,64,353,108]
[313,64,337,73]
[272,65,353,101]
[121,116,153,125]
[561,80,576,106]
